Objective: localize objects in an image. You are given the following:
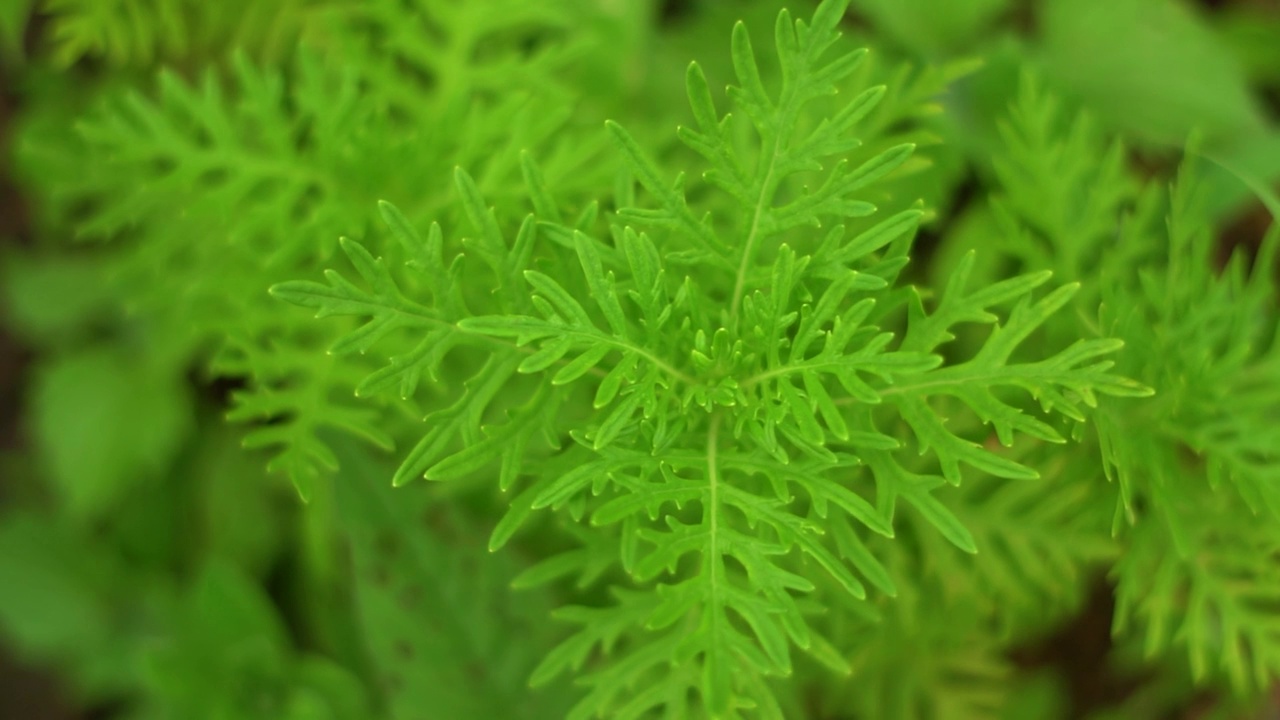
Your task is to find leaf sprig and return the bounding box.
[275,0,1146,714]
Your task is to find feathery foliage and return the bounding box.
[3,0,1279,718]
[984,73,1280,698]
[16,0,620,498]
[275,1,1145,713]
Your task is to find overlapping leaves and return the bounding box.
[988,78,1280,696]
[18,0,619,498]
[277,0,1145,715]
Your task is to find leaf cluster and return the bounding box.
[273,2,1147,714]
[3,0,1279,718]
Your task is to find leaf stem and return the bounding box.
[728,158,779,328]
[704,411,727,709]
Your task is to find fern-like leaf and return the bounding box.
[279,0,1144,713]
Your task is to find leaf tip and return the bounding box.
[1029,269,1054,285]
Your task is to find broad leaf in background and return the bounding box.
[850,0,1009,56]
[31,347,192,518]
[1040,0,1264,144]
[143,560,372,720]
[0,0,31,60]
[0,513,143,696]
[336,451,573,720]
[1039,0,1280,216]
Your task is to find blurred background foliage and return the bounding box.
[0,0,1277,718]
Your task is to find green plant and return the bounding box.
[2,0,1279,718]
[273,2,1150,715]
